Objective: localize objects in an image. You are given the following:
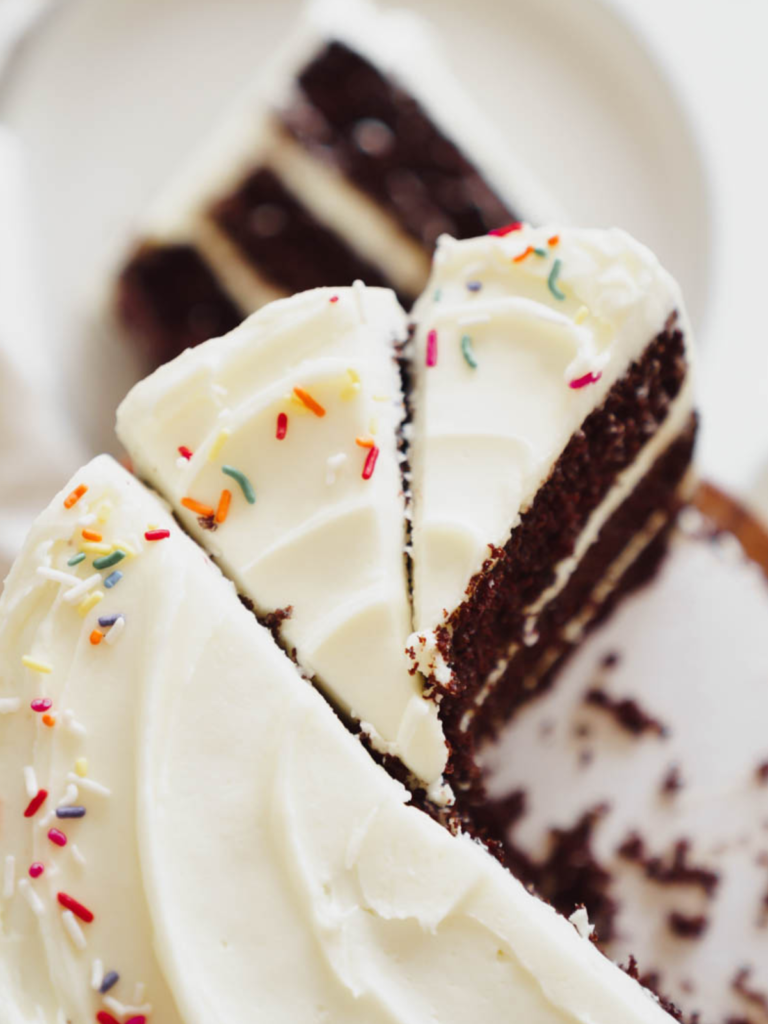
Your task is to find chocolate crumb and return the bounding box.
[617,835,719,897]
[756,761,768,785]
[668,911,708,938]
[197,514,218,531]
[661,763,684,795]
[621,956,687,1022]
[262,605,293,645]
[585,687,668,737]
[601,651,621,669]
[238,594,255,613]
[732,967,768,1018]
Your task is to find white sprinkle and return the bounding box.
[457,312,491,326]
[61,909,87,950]
[175,456,189,470]
[47,862,61,878]
[103,997,153,1017]
[105,616,126,646]
[0,697,21,714]
[38,808,55,829]
[90,958,103,990]
[352,278,367,322]
[58,783,79,807]
[36,566,79,587]
[18,878,44,916]
[133,981,146,1003]
[325,452,348,486]
[62,709,87,737]
[77,513,97,526]
[68,772,110,797]
[3,855,15,899]
[71,844,86,867]
[62,573,101,605]
[23,765,38,798]
[56,1009,67,1024]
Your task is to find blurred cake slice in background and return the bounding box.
[115,0,557,368]
[479,486,768,1023]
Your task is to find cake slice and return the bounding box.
[116,0,556,367]
[407,225,696,791]
[116,284,450,796]
[0,456,680,1024]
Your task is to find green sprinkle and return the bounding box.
[222,465,256,504]
[548,258,566,301]
[461,334,478,369]
[67,552,86,566]
[534,247,548,257]
[93,550,126,570]
[433,288,442,302]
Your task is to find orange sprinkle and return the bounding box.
[81,529,102,542]
[548,234,560,246]
[293,387,326,418]
[355,436,375,448]
[89,630,103,646]
[512,245,534,264]
[181,497,215,519]
[63,484,87,510]
[42,714,56,728]
[215,489,232,525]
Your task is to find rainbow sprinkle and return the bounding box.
[293,387,326,418]
[89,630,104,646]
[574,306,589,325]
[48,828,67,847]
[21,656,52,674]
[93,550,125,571]
[103,571,123,590]
[548,258,566,300]
[276,412,288,440]
[355,436,375,449]
[56,806,86,819]
[461,335,478,369]
[28,863,44,879]
[63,484,87,510]
[144,529,170,541]
[77,592,104,617]
[569,371,603,390]
[513,245,534,264]
[67,552,86,566]
[181,497,215,519]
[30,698,52,713]
[548,234,560,246]
[426,329,438,367]
[23,789,48,818]
[216,489,232,524]
[362,446,380,481]
[489,222,522,237]
[178,445,193,460]
[57,891,94,923]
[100,972,120,994]
[466,281,482,292]
[208,429,231,463]
[222,466,256,504]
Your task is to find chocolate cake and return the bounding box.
[406,225,695,797]
[115,0,556,367]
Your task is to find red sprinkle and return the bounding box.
[31,698,52,713]
[48,829,67,847]
[97,1012,120,1024]
[24,789,48,818]
[489,222,523,237]
[178,445,193,460]
[569,371,603,390]
[329,295,339,303]
[57,891,94,923]
[426,329,438,367]
[28,862,44,878]
[362,446,380,481]
[145,528,171,541]
[125,1018,147,1024]
[276,412,288,440]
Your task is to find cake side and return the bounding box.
[116,285,450,794]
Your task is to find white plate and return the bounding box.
[0,0,710,454]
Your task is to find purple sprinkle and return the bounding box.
[98,613,121,628]
[55,806,86,819]
[99,970,119,994]
[104,570,123,589]
[466,280,483,292]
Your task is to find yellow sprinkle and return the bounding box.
[288,392,310,415]
[80,542,112,555]
[77,591,104,617]
[111,539,136,558]
[21,656,52,674]
[74,758,88,778]
[208,428,231,462]
[574,305,590,325]
[369,417,379,435]
[94,500,113,524]
[341,368,361,401]
[372,394,391,402]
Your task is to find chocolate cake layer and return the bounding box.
[117,243,242,365]
[210,167,406,301]
[432,317,688,703]
[281,41,517,247]
[442,418,695,796]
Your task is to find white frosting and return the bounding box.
[0,456,676,1024]
[117,285,448,786]
[409,225,693,635]
[482,518,768,1022]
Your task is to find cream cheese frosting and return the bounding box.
[0,456,677,1024]
[408,225,694,638]
[116,285,449,790]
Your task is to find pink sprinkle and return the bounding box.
[178,445,193,460]
[489,222,523,237]
[145,529,170,541]
[329,295,339,303]
[48,828,67,847]
[24,789,48,818]
[276,412,288,440]
[426,329,438,368]
[97,1014,120,1024]
[31,698,52,713]
[569,371,603,390]
[29,862,44,878]
[362,446,380,481]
